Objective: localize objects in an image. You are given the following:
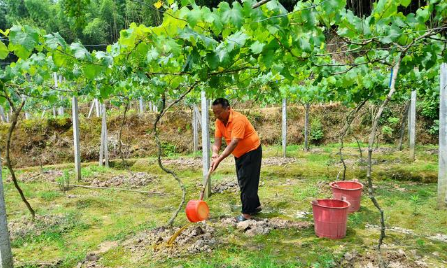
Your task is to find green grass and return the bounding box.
[3,144,447,267]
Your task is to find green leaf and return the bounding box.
[71,43,90,60]
[250,41,265,54]
[259,50,275,68]
[44,33,68,50]
[53,51,69,67]
[401,0,411,7]
[380,25,401,44]
[298,37,311,53]
[187,8,203,27]
[206,52,219,70]
[219,2,243,29]
[147,47,160,62]
[9,25,38,51]
[0,41,8,59]
[227,31,248,48]
[416,7,430,23]
[215,44,229,63]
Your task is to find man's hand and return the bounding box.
[211,156,221,172]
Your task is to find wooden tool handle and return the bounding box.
[199,167,213,200]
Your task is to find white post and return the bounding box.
[101,103,109,167]
[139,97,144,114]
[41,110,46,119]
[0,106,6,122]
[99,118,104,166]
[192,105,199,156]
[53,107,57,117]
[87,101,95,118]
[58,96,64,116]
[409,90,417,161]
[0,152,14,268]
[438,63,447,208]
[53,72,58,88]
[22,95,29,120]
[148,102,153,112]
[304,103,310,151]
[195,107,202,128]
[72,97,81,181]
[95,99,100,117]
[282,98,287,158]
[201,91,211,197]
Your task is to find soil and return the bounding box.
[87,172,158,188]
[161,158,203,168]
[262,157,297,166]
[121,222,217,260]
[340,249,426,268]
[220,217,312,237]
[8,215,66,241]
[11,170,158,188]
[211,177,238,194]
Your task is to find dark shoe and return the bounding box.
[250,207,262,215]
[235,215,250,223]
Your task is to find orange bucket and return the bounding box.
[185,168,212,223]
[185,200,209,222]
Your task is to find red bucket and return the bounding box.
[185,200,209,223]
[311,199,350,239]
[330,180,363,213]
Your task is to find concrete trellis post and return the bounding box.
[0,106,6,122]
[282,98,287,158]
[438,63,447,208]
[72,97,81,181]
[192,104,199,156]
[99,103,109,167]
[139,97,145,114]
[409,90,417,161]
[201,91,211,197]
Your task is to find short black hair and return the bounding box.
[212,98,230,108]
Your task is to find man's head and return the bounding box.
[212,98,231,123]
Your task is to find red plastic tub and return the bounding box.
[330,180,363,213]
[311,199,351,239]
[185,199,209,222]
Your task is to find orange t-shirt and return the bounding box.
[215,109,261,158]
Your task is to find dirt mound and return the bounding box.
[211,178,238,193]
[122,222,217,259]
[88,172,157,188]
[220,217,312,237]
[262,157,297,166]
[8,215,66,241]
[340,249,426,268]
[161,158,202,168]
[11,170,64,183]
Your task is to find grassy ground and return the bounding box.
[2,144,446,267]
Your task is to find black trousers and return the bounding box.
[235,145,262,214]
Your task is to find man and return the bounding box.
[210,98,262,222]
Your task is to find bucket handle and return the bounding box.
[311,200,318,205]
[330,182,340,189]
[199,167,213,200]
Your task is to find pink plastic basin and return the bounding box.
[311,199,351,239]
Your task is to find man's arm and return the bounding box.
[211,138,240,171]
[212,137,222,159]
